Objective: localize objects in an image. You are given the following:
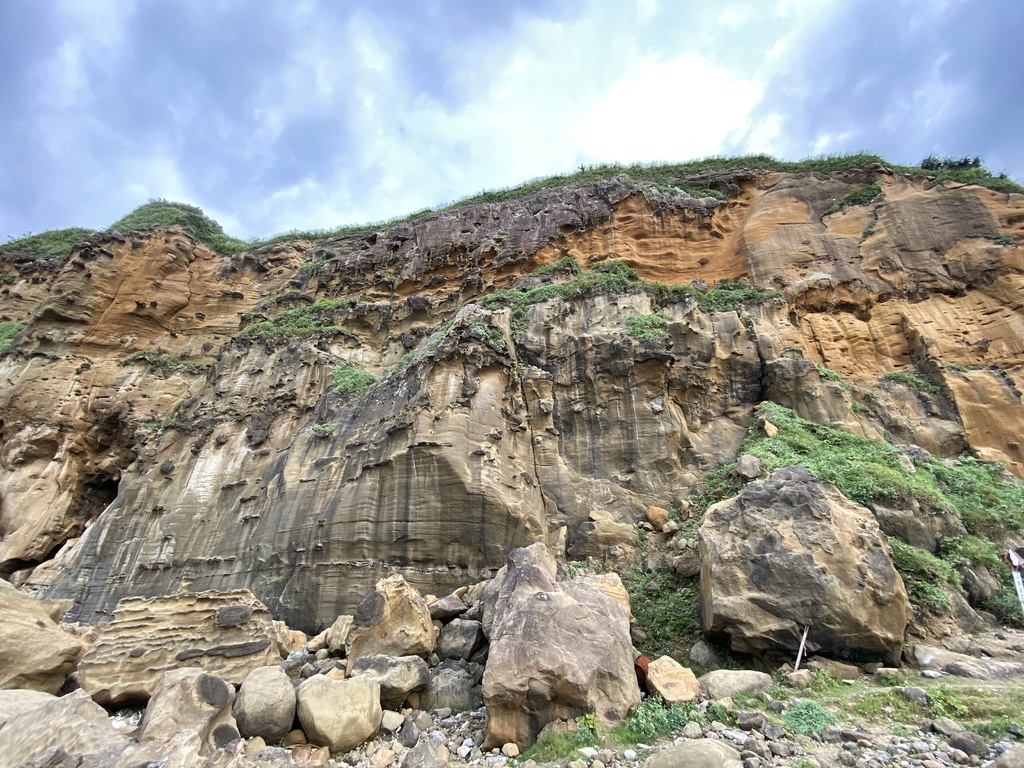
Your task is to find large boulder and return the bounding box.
[234,665,297,743]
[136,668,240,754]
[436,619,483,660]
[568,510,637,560]
[348,654,430,709]
[420,659,484,713]
[296,676,382,754]
[646,656,700,704]
[698,670,773,700]
[0,689,129,766]
[482,542,641,749]
[644,739,742,768]
[0,580,82,694]
[910,644,1024,679]
[346,575,435,665]
[74,589,288,706]
[0,689,56,729]
[699,466,912,664]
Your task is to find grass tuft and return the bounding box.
[330,364,376,397]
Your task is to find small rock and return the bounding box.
[896,687,929,705]
[381,710,405,733]
[623,749,638,760]
[567,760,588,768]
[501,743,520,757]
[932,717,965,737]
[736,712,766,731]
[922,670,943,678]
[682,722,704,739]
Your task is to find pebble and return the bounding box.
[623,749,638,761]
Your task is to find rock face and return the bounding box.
[74,589,287,705]
[0,580,82,693]
[700,466,912,664]
[0,167,1020,632]
[481,543,640,749]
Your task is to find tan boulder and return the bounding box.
[644,739,742,768]
[0,689,56,729]
[573,572,634,624]
[75,589,287,706]
[326,614,354,656]
[348,654,430,709]
[807,657,860,680]
[482,543,640,748]
[296,676,382,754]
[136,668,239,754]
[0,688,129,766]
[698,670,773,700]
[0,579,83,694]
[568,510,637,559]
[346,575,435,664]
[644,506,670,529]
[699,466,912,665]
[646,656,700,704]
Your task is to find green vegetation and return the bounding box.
[312,422,335,438]
[782,699,838,736]
[1,271,17,284]
[481,261,776,342]
[625,312,669,343]
[881,370,940,396]
[615,696,700,741]
[531,255,582,277]
[110,200,249,254]
[816,364,850,390]
[124,348,208,374]
[890,540,954,612]
[825,182,882,215]
[1,227,93,257]
[10,154,1020,260]
[0,321,24,354]
[623,567,701,661]
[517,718,596,763]
[236,299,345,343]
[470,322,507,349]
[994,234,1015,246]
[330,364,376,397]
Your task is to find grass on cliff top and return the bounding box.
[6,153,1021,258]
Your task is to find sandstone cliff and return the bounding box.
[2,160,1023,633]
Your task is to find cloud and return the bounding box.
[0,0,1020,245]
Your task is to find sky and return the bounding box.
[1,0,1022,243]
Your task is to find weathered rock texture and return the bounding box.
[481,543,640,748]
[0,579,82,693]
[74,589,287,705]
[700,466,912,663]
[136,668,240,754]
[0,167,1022,631]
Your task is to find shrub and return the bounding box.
[125,348,207,374]
[626,312,669,343]
[881,370,940,395]
[623,568,701,660]
[825,182,882,215]
[0,322,25,354]
[994,234,1014,246]
[782,699,837,736]
[890,539,954,612]
[816,364,850,390]
[331,364,376,397]
[620,695,699,740]
[236,299,346,343]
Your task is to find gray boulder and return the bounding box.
[698,670,773,700]
[233,665,296,743]
[436,619,483,660]
[420,659,483,714]
[644,739,742,768]
[348,654,429,709]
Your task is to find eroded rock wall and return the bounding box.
[1,166,1023,631]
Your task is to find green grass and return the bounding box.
[330,364,376,397]
[625,312,669,343]
[613,696,702,742]
[782,700,837,736]
[881,370,940,396]
[1,228,93,258]
[518,718,597,762]
[124,348,208,374]
[110,200,250,254]
[0,322,25,354]
[236,299,346,343]
[530,255,582,277]
[622,567,701,661]
[481,261,776,341]
[10,154,1020,259]
[994,234,1015,246]
[825,182,882,215]
[890,540,954,612]
[816,364,850,391]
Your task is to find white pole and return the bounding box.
[1007,549,1024,621]
[794,625,810,672]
